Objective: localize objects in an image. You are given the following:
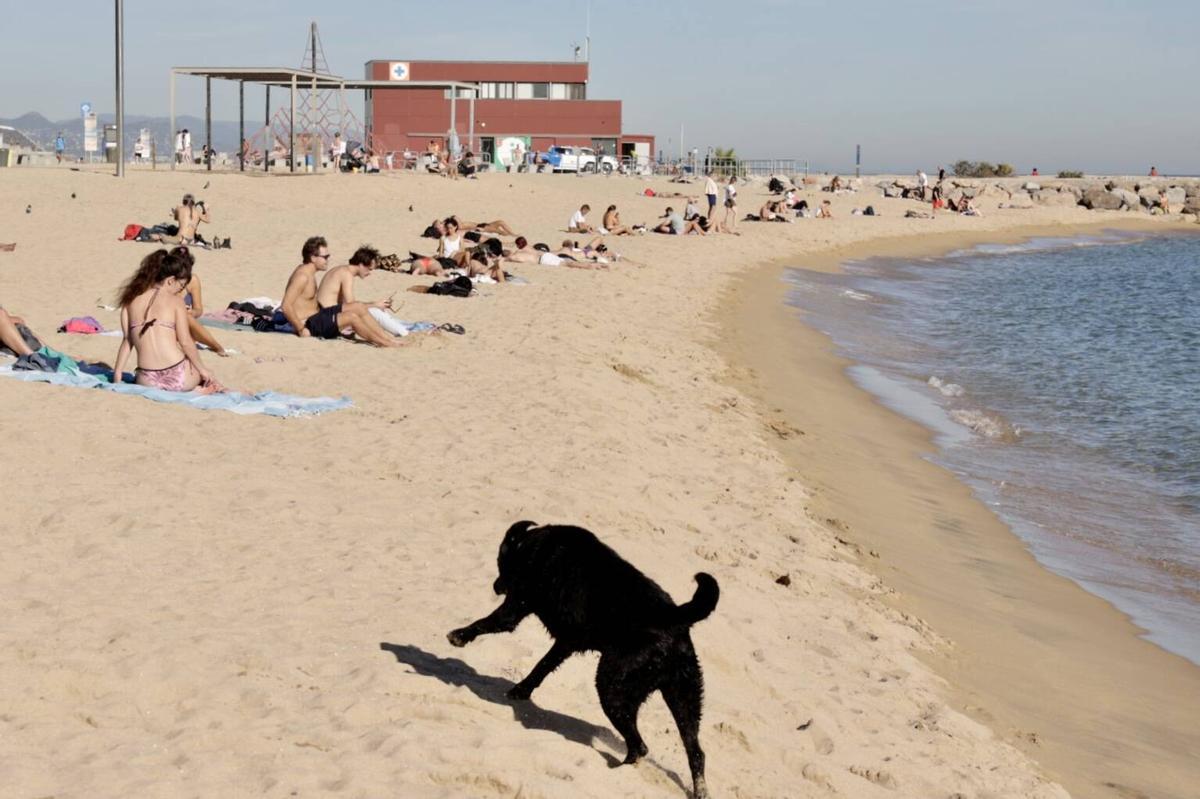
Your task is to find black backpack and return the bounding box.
[768,177,785,194]
[427,275,473,297]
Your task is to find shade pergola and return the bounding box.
[169,66,481,172]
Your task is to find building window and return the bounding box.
[479,82,514,99]
[516,82,549,99]
[443,87,477,99]
[549,83,586,100]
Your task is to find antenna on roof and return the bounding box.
[585,0,591,62]
[572,42,581,62]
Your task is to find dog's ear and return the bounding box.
[500,520,538,555]
[505,520,539,538]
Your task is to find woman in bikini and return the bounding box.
[170,246,228,357]
[112,249,223,392]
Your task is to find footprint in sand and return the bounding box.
[848,765,898,789]
[806,723,835,755]
[800,762,837,792]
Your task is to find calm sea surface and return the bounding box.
[785,230,1200,664]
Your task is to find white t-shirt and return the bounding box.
[569,209,587,229]
[725,184,737,202]
[441,235,461,257]
[918,171,928,187]
[704,177,718,195]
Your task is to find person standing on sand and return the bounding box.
[704,171,719,220]
[723,175,739,233]
[181,129,193,164]
[917,170,929,201]
[174,130,184,164]
[54,132,66,163]
[280,236,400,347]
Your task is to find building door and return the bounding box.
[480,137,495,165]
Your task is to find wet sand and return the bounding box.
[718,223,1200,799]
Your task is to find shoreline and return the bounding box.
[716,221,1200,799]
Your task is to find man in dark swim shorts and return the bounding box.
[281,236,399,347]
[304,303,343,339]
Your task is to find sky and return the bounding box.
[2,0,1197,174]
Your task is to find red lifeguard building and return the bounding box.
[363,59,653,167]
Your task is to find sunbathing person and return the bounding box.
[280,236,400,347]
[170,247,228,356]
[0,306,35,357]
[601,205,634,235]
[569,204,599,234]
[502,236,542,264]
[112,249,224,392]
[316,245,395,314]
[653,207,705,235]
[437,218,464,260]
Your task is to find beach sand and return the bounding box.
[1,165,1196,798]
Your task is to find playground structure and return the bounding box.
[169,22,478,173]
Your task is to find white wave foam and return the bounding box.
[949,408,1019,441]
[841,289,872,301]
[927,376,965,397]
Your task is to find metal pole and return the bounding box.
[468,93,475,153]
[290,76,296,173]
[205,76,212,171]
[115,0,125,177]
[169,69,176,171]
[450,89,457,149]
[239,80,245,172]
[264,85,270,173]
[309,72,318,173]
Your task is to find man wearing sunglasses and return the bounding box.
[281,236,400,347]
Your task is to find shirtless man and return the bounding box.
[280,236,400,347]
[315,245,395,316]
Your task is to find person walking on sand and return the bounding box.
[174,130,184,164]
[331,132,345,171]
[917,169,929,201]
[723,175,739,233]
[181,129,193,164]
[280,236,400,347]
[54,132,66,164]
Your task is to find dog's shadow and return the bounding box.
[379,642,687,794]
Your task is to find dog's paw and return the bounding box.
[447,629,471,647]
[506,683,533,701]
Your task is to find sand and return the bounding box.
[0,164,1196,798]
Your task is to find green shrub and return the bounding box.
[1057,170,1084,179]
[953,160,1015,178]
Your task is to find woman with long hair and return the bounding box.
[112,249,223,392]
[171,246,227,357]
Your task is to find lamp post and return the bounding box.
[115,0,125,177]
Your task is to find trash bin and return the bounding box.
[103,125,118,164]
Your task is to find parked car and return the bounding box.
[544,145,619,174]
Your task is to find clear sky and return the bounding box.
[3,0,1196,174]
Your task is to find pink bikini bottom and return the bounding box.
[136,359,192,391]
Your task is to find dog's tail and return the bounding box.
[674,573,720,626]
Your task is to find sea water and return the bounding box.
[785,231,1200,664]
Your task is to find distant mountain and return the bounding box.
[0,112,245,156]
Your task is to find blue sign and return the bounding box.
[80,102,91,117]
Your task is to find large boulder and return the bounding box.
[1109,187,1141,210]
[1139,187,1163,208]
[1023,181,1041,191]
[1034,189,1078,207]
[1082,186,1123,210]
[1164,187,1186,206]
[1182,198,1200,215]
[1002,192,1034,208]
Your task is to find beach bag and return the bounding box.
[427,275,473,297]
[121,223,143,240]
[768,177,785,194]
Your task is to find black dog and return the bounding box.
[448,521,719,799]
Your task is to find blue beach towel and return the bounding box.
[0,365,352,418]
